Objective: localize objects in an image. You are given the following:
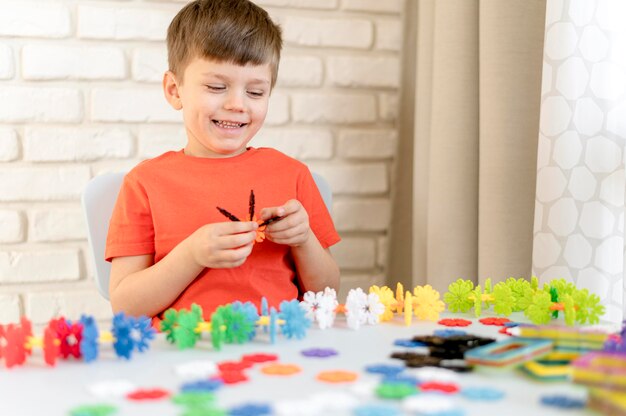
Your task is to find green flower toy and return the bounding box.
[443,277,605,326]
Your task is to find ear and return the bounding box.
[163,70,183,110]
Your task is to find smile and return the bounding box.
[214,120,246,129]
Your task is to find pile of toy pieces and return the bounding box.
[161,283,447,351]
[0,277,612,369]
[571,321,626,416]
[0,313,156,368]
[443,277,605,326]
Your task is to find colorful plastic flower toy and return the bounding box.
[300,287,386,330]
[216,190,282,243]
[300,287,338,329]
[159,298,311,351]
[443,277,605,326]
[370,283,445,324]
[301,283,446,330]
[0,313,155,368]
[376,283,445,323]
[345,288,385,330]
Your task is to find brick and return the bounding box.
[0,166,91,202]
[334,199,391,231]
[277,56,323,87]
[0,128,19,161]
[292,93,376,124]
[92,161,141,176]
[0,2,71,38]
[338,129,397,159]
[328,56,400,88]
[379,93,398,122]
[77,5,176,40]
[254,0,338,8]
[22,44,126,80]
[0,295,21,324]
[252,127,333,159]
[25,290,113,324]
[0,86,82,123]
[132,47,168,82]
[265,92,290,125]
[91,88,181,122]
[342,0,403,13]
[30,208,86,242]
[333,237,376,269]
[375,19,402,51]
[138,125,187,158]
[0,250,80,284]
[0,210,25,243]
[0,44,14,79]
[281,16,372,49]
[312,164,387,194]
[24,127,133,161]
[338,273,385,299]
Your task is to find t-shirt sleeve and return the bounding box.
[105,172,156,262]
[297,168,341,249]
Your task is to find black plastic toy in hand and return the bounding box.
[216,190,282,242]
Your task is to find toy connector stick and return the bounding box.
[259,216,284,227]
[216,207,240,222]
[249,190,255,221]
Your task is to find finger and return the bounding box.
[215,221,258,235]
[267,223,307,241]
[216,231,258,249]
[214,243,254,267]
[259,206,286,221]
[281,199,302,214]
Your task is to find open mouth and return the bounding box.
[213,120,246,129]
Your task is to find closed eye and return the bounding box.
[247,90,266,98]
[206,85,225,92]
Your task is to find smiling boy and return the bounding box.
[105,0,341,321]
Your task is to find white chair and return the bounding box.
[82,171,333,300]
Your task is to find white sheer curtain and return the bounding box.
[533,0,626,323]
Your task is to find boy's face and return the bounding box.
[164,57,272,158]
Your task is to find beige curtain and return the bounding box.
[390,0,547,293]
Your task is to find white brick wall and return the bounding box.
[22,45,127,80]
[0,0,404,324]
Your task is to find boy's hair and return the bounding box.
[167,0,283,87]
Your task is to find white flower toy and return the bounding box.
[301,288,339,329]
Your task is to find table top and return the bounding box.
[0,313,597,416]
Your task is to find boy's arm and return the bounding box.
[109,221,259,317]
[292,240,340,293]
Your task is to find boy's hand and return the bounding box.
[187,221,258,268]
[260,200,311,247]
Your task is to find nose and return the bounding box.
[223,90,245,112]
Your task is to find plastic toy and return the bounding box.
[216,189,282,243]
[520,351,579,381]
[515,324,610,352]
[301,283,446,331]
[0,313,155,368]
[464,338,553,368]
[411,334,496,360]
[160,298,310,351]
[571,351,626,391]
[443,277,605,326]
[588,387,626,416]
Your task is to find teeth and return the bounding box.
[216,120,244,128]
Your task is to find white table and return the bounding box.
[0,313,596,416]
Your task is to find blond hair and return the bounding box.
[167,0,282,87]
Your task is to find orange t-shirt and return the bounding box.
[105,148,340,320]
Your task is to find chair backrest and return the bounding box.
[82,172,126,299]
[82,171,333,300]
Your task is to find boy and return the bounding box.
[105,0,341,321]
